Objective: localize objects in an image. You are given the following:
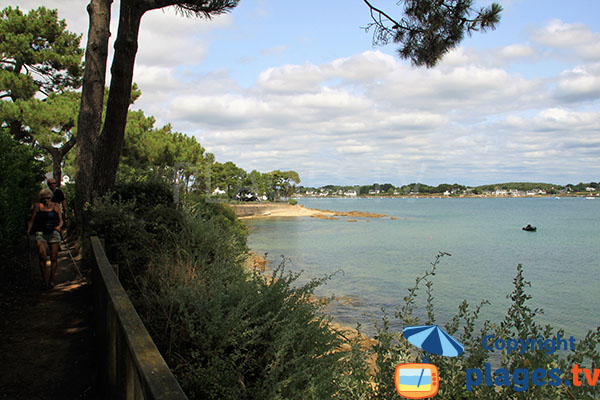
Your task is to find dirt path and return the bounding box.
[0,238,99,400]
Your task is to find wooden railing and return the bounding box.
[91,236,188,399]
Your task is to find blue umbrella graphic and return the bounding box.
[403,325,464,388]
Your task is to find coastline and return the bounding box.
[230,196,595,220]
[244,250,377,364]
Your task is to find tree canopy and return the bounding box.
[0,6,83,184]
[0,6,83,102]
[362,0,502,67]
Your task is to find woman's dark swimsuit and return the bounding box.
[35,208,59,234]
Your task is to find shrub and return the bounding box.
[137,254,344,399]
[90,182,349,399]
[288,198,298,206]
[0,130,43,270]
[113,174,174,211]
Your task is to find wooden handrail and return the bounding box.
[91,236,188,399]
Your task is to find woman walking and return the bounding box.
[26,188,63,288]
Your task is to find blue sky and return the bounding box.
[11,0,600,186]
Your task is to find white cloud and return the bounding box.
[499,44,537,60]
[141,43,599,185]
[554,65,600,102]
[531,19,600,62]
[532,108,600,130]
[136,8,233,67]
[257,63,324,93]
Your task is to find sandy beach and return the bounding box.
[232,203,335,219]
[231,203,387,219]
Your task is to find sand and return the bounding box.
[231,203,388,220]
[233,203,336,219]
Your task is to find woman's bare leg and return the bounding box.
[48,243,59,287]
[37,240,48,286]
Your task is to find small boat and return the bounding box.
[522,224,537,232]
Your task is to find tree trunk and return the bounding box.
[93,0,144,196]
[38,136,76,188]
[48,146,63,187]
[74,0,112,220]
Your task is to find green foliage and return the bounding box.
[0,6,83,184]
[363,0,502,67]
[89,179,352,399]
[88,176,181,288]
[475,182,563,193]
[210,161,247,199]
[288,198,298,206]
[139,254,344,399]
[112,174,175,211]
[0,129,43,266]
[567,182,599,193]
[120,110,207,173]
[0,6,83,99]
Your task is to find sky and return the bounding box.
[7,0,600,187]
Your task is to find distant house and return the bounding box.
[345,190,357,197]
[586,187,596,192]
[212,187,226,195]
[44,172,70,186]
[509,189,524,197]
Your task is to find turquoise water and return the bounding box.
[245,198,599,338]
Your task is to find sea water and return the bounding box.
[244,197,599,338]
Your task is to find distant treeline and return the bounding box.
[297,181,599,195]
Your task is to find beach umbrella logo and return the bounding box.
[394,325,464,399]
[403,325,464,360]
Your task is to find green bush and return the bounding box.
[113,174,174,211]
[89,182,349,399]
[288,198,298,205]
[0,130,43,268]
[138,253,344,399]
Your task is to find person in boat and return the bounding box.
[26,188,63,288]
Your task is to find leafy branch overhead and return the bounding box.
[362,0,502,67]
[0,6,83,99]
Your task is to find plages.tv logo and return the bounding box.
[395,325,464,399]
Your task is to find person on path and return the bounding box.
[47,178,67,214]
[26,188,63,288]
[48,178,67,240]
